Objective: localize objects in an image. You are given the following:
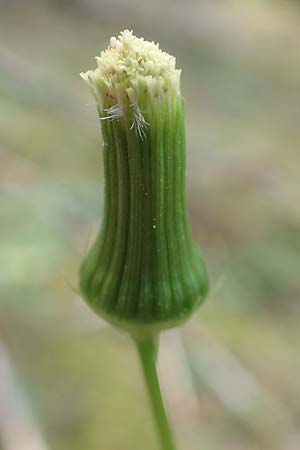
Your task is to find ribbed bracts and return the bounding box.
[80,98,208,333]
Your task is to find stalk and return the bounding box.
[135,335,177,450]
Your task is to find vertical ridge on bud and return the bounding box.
[80,30,208,335]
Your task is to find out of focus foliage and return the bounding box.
[0,1,299,450]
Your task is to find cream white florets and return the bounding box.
[80,30,181,138]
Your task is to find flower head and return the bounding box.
[80,31,208,336]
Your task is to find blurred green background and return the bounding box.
[0,1,300,449]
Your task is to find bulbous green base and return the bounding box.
[80,246,208,335]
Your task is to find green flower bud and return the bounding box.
[80,30,208,336]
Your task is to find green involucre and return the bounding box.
[80,89,208,335]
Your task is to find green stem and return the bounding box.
[135,335,177,450]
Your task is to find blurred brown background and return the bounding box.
[0,1,299,449]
